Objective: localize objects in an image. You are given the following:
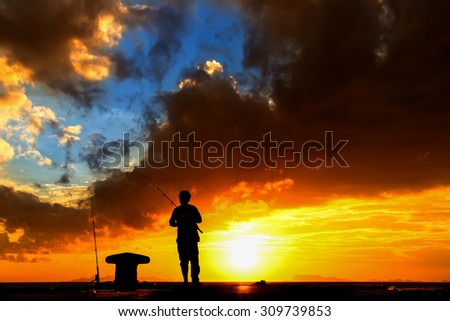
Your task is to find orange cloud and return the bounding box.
[178,60,226,89]
[69,12,124,81]
[0,138,14,163]
[63,125,83,135]
[69,39,112,81]
[0,55,32,129]
[55,124,83,146]
[211,179,294,221]
[203,60,224,75]
[94,14,123,47]
[262,178,294,194]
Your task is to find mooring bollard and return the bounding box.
[105,252,150,289]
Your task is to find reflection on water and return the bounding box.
[236,285,252,294]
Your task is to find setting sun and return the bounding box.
[228,237,259,270]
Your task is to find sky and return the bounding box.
[0,0,450,282]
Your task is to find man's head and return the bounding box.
[179,190,191,205]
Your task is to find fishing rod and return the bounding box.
[141,174,203,234]
[91,197,100,284]
[141,174,177,207]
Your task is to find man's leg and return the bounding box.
[177,241,189,283]
[189,242,200,284]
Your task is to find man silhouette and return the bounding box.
[169,190,202,285]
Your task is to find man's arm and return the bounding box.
[194,206,202,223]
[169,209,178,227]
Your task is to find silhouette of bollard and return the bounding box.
[105,252,150,289]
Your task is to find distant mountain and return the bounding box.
[68,275,114,282]
[293,274,349,282]
[386,278,418,282]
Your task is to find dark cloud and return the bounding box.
[79,133,109,174]
[239,0,383,112]
[56,173,71,185]
[122,4,155,30]
[153,64,276,142]
[47,79,106,109]
[232,0,450,192]
[111,52,144,81]
[0,179,169,260]
[34,183,43,189]
[89,170,164,231]
[0,185,88,259]
[237,0,450,116]
[57,146,76,185]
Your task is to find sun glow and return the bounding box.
[228,237,260,270]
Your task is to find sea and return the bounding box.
[0,281,449,301]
